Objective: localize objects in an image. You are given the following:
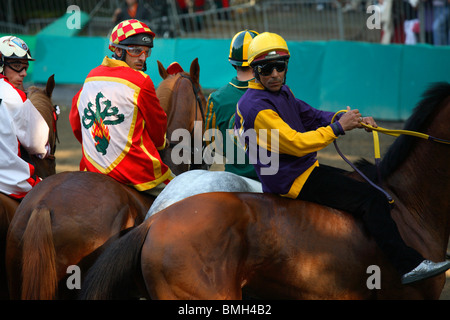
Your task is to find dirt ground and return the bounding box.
[50,84,450,300]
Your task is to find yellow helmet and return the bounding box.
[228,30,259,67]
[247,32,290,66]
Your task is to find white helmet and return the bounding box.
[0,36,35,73]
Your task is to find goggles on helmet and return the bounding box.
[4,60,29,73]
[113,43,151,58]
[255,61,287,76]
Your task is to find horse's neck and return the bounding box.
[29,93,51,122]
[386,140,449,259]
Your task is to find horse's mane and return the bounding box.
[27,86,53,128]
[356,82,450,179]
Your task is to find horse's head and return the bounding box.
[156,59,208,175]
[26,74,58,178]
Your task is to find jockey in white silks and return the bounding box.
[0,36,49,200]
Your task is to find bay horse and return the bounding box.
[80,82,450,300]
[5,58,208,300]
[0,74,58,299]
[156,58,208,175]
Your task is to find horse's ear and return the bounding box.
[157,60,168,80]
[45,74,55,98]
[190,58,200,85]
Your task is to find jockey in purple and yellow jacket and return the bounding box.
[236,81,342,198]
[235,32,450,285]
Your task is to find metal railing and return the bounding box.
[170,0,380,41]
[0,0,437,45]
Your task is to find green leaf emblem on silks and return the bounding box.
[82,92,124,155]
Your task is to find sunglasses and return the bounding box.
[256,61,287,76]
[126,46,151,58]
[5,61,29,73]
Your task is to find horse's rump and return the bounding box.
[6,171,154,299]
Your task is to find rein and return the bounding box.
[331,110,450,204]
[47,104,60,160]
[179,73,205,124]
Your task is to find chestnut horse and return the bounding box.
[80,82,450,300]
[156,58,207,175]
[5,59,207,300]
[0,75,58,299]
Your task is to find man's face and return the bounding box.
[116,45,150,71]
[3,59,29,90]
[255,60,287,92]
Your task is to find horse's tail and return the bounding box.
[79,218,153,300]
[21,207,57,300]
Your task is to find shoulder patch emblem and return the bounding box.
[82,92,124,155]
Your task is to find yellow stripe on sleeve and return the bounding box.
[254,109,337,157]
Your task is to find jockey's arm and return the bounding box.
[3,95,49,158]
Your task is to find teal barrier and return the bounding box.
[33,35,110,85]
[38,11,90,37]
[18,35,450,121]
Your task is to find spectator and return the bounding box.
[176,0,205,31]
[112,0,150,25]
[214,0,230,19]
[421,0,435,44]
[431,0,450,45]
[403,0,419,44]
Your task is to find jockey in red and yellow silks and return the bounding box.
[70,20,173,193]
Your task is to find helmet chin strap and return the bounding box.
[112,48,127,62]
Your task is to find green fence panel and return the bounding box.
[28,35,450,120]
[33,35,110,85]
[286,41,326,109]
[38,11,90,37]
[149,38,234,89]
[319,41,403,120]
[399,44,450,119]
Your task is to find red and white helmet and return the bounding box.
[0,36,34,73]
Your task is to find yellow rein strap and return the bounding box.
[331,109,450,205]
[361,123,450,143]
[333,109,450,160]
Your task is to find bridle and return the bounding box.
[179,73,205,124]
[46,104,60,160]
[167,73,207,170]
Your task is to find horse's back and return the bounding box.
[146,170,262,217]
[142,192,255,299]
[143,192,393,299]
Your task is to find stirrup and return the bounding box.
[401,260,450,284]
